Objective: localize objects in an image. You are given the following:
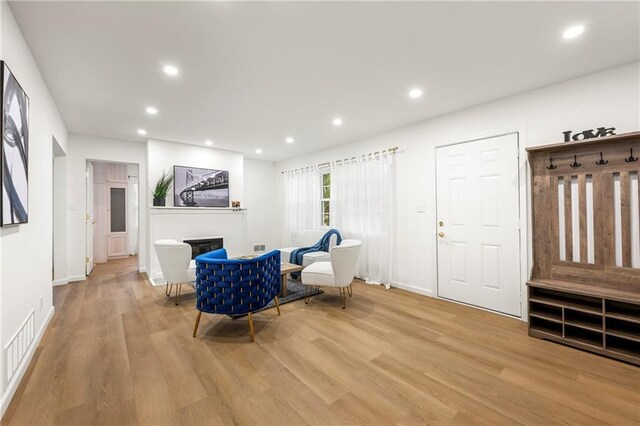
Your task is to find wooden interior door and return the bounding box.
[436,133,521,316]
[107,183,128,259]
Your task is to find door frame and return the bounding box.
[85,161,94,275]
[84,159,142,275]
[434,128,529,320]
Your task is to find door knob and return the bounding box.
[438,232,445,238]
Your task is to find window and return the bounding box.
[321,171,331,227]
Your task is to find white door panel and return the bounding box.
[436,133,520,316]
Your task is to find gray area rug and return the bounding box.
[229,279,323,318]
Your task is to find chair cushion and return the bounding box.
[302,261,337,287]
[302,251,330,265]
[279,248,330,266]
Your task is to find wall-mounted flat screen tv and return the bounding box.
[173,165,229,207]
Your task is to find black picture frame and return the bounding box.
[1,61,30,226]
[173,165,230,207]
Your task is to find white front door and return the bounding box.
[86,162,95,275]
[436,133,521,316]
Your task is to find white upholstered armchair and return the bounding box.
[280,230,339,266]
[154,239,196,305]
[301,239,362,308]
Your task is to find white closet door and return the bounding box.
[436,133,521,316]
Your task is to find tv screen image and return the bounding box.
[173,165,229,207]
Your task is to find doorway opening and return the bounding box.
[435,132,522,317]
[86,160,140,275]
[52,137,67,285]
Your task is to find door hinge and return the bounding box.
[85,257,89,264]
[85,214,90,221]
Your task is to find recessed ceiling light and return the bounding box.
[163,65,179,76]
[332,118,343,126]
[408,88,423,99]
[255,148,263,154]
[146,106,158,115]
[204,140,213,146]
[286,137,294,144]
[563,25,584,40]
[137,129,147,135]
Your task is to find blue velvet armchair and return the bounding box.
[192,248,281,341]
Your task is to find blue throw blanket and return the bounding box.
[290,229,342,277]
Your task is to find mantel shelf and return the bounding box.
[149,206,246,211]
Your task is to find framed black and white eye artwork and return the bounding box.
[1,61,30,226]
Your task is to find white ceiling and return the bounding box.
[8,1,640,161]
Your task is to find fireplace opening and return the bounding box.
[183,237,224,259]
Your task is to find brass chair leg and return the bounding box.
[193,311,202,337]
[274,296,281,316]
[166,283,173,297]
[248,312,255,342]
[339,288,346,309]
[347,284,353,297]
[175,283,182,305]
[304,285,311,304]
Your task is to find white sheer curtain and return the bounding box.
[331,152,396,287]
[283,166,321,246]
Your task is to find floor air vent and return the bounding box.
[4,310,35,384]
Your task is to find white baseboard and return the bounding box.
[67,275,86,283]
[390,281,434,297]
[52,278,68,286]
[144,270,165,287]
[0,306,55,418]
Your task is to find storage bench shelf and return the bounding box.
[528,281,640,366]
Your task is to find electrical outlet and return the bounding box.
[260,244,266,251]
[253,244,266,252]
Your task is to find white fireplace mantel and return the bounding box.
[147,207,247,285]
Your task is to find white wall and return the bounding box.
[66,135,147,280]
[147,139,243,207]
[243,158,279,252]
[0,0,68,413]
[276,62,640,307]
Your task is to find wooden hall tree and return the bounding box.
[527,131,640,365]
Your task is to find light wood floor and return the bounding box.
[2,256,639,425]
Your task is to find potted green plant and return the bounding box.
[152,170,173,206]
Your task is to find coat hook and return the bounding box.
[546,157,557,170]
[595,152,608,165]
[625,148,638,163]
[570,155,581,168]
